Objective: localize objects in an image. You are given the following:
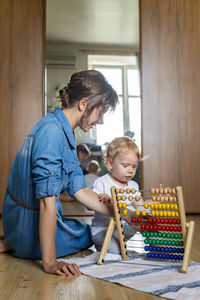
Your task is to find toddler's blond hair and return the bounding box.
[106,137,139,161]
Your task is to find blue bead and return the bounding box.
[174,255,178,260]
[176,248,180,253]
[154,253,158,258]
[181,248,184,253]
[165,247,169,253]
[162,254,166,259]
[149,246,153,251]
[159,254,162,259]
[170,254,174,260]
[144,246,149,251]
[153,246,156,251]
[161,247,165,252]
[166,254,170,259]
[147,253,151,258]
[172,248,176,253]
[157,247,161,252]
[169,247,173,253]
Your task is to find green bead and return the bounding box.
[174,233,178,239]
[164,240,168,245]
[171,240,175,246]
[168,240,171,245]
[160,240,164,245]
[167,233,171,238]
[171,233,174,239]
[142,232,146,237]
[158,232,162,238]
[152,239,156,245]
[163,233,166,238]
[144,239,148,244]
[150,232,154,237]
[175,241,179,246]
[154,232,158,237]
[179,234,183,239]
[146,232,150,237]
[156,239,160,245]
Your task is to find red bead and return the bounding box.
[137,217,142,223]
[170,226,174,231]
[161,219,165,224]
[174,226,178,231]
[153,218,157,223]
[162,225,166,231]
[158,225,162,230]
[164,219,168,224]
[141,224,146,230]
[150,225,154,231]
[148,217,153,224]
[173,219,176,224]
[146,225,150,230]
[153,225,158,231]
[157,218,161,224]
[132,217,136,223]
[178,226,182,232]
[168,219,173,224]
[177,219,181,224]
[166,226,170,231]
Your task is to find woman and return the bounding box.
[1,70,118,276]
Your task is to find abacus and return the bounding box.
[97,186,195,273]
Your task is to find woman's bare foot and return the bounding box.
[0,239,11,252]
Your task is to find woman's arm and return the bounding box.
[39,196,81,276]
[74,187,114,217]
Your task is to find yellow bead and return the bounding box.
[142,210,147,216]
[126,188,130,194]
[128,196,133,201]
[136,210,140,216]
[176,211,179,217]
[118,202,123,208]
[163,211,168,217]
[131,188,136,194]
[155,203,159,209]
[166,204,170,210]
[121,195,126,201]
[123,209,128,215]
[174,204,178,210]
[150,203,155,209]
[122,203,127,208]
[171,211,175,217]
[162,204,166,209]
[156,211,160,217]
[144,203,149,209]
[167,211,172,217]
[159,211,163,217]
[170,204,174,210]
[158,204,162,209]
[151,210,156,216]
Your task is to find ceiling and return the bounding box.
[46,0,139,48]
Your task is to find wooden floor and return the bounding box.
[0,201,200,300]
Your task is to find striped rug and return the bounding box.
[62,252,200,300]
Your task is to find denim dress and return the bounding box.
[2,107,92,259]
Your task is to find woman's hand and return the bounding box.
[98,193,112,204]
[43,260,81,276]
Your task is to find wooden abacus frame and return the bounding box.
[97,186,195,273]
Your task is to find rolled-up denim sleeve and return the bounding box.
[32,122,63,199]
[67,166,87,196]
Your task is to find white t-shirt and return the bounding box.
[91,173,141,236]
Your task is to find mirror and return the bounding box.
[46,0,141,198]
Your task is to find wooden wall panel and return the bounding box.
[0,0,45,210]
[140,0,200,212]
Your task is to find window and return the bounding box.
[88,54,141,152]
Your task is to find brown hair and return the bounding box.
[76,144,91,156]
[106,137,139,161]
[59,70,118,115]
[87,160,100,174]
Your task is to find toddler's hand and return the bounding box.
[98,193,112,204]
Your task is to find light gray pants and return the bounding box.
[92,223,136,254]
